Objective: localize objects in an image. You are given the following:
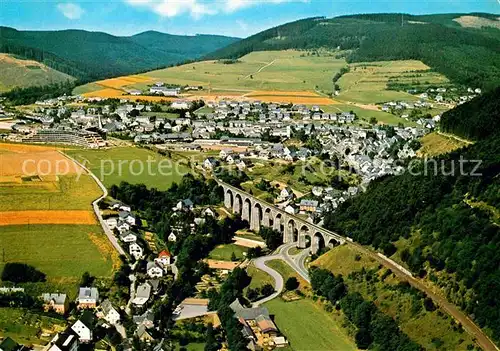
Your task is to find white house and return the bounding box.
[119,205,131,212]
[171,100,191,109]
[77,287,99,309]
[204,208,215,217]
[154,250,171,267]
[203,158,219,170]
[120,231,137,243]
[278,187,294,202]
[284,205,297,214]
[71,311,95,343]
[117,221,131,233]
[174,199,194,211]
[168,232,177,242]
[129,243,144,260]
[105,217,118,230]
[98,299,121,325]
[147,262,164,278]
[132,282,152,306]
[46,331,79,351]
[119,211,136,226]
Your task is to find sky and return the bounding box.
[0,0,498,38]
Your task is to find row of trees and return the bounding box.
[310,267,421,350]
[208,268,252,351]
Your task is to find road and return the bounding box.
[252,253,283,306]
[251,243,311,306]
[348,241,500,351]
[60,151,126,256]
[243,59,276,79]
[252,240,499,351]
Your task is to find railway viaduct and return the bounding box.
[216,179,346,254]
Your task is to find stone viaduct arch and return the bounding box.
[218,180,345,254]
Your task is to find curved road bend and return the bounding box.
[251,255,284,307]
[60,151,126,256]
[266,241,499,351]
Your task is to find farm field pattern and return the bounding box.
[0,143,115,284]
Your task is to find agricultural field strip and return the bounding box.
[0,210,96,226]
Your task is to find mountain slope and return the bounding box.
[0,54,74,92]
[0,26,239,82]
[205,13,500,90]
[323,89,500,343]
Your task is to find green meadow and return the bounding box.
[66,146,191,190]
[137,50,346,93]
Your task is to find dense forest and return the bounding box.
[310,268,422,350]
[324,93,500,341]
[440,86,500,140]
[205,13,500,90]
[1,81,76,105]
[0,26,238,81]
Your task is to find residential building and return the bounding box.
[129,243,143,260]
[98,299,121,325]
[41,293,69,314]
[154,250,171,267]
[44,329,79,351]
[299,199,319,213]
[147,262,164,278]
[71,310,96,343]
[77,287,99,309]
[132,283,152,306]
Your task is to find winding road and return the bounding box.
[60,151,125,256]
[251,243,310,306]
[252,240,499,351]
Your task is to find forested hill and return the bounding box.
[205,13,500,90]
[324,92,500,342]
[440,86,500,140]
[0,26,239,82]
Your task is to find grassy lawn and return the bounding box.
[174,342,205,351]
[266,259,297,282]
[235,230,265,242]
[208,243,248,261]
[265,298,357,351]
[0,308,66,345]
[0,174,101,211]
[287,246,303,256]
[66,146,191,190]
[246,263,274,291]
[0,224,116,281]
[313,246,476,351]
[417,132,468,157]
[312,245,378,276]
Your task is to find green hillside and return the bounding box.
[0,26,239,82]
[0,54,74,92]
[324,89,500,342]
[205,13,500,90]
[440,86,500,140]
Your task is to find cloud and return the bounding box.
[236,20,249,32]
[57,3,85,19]
[125,0,304,18]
